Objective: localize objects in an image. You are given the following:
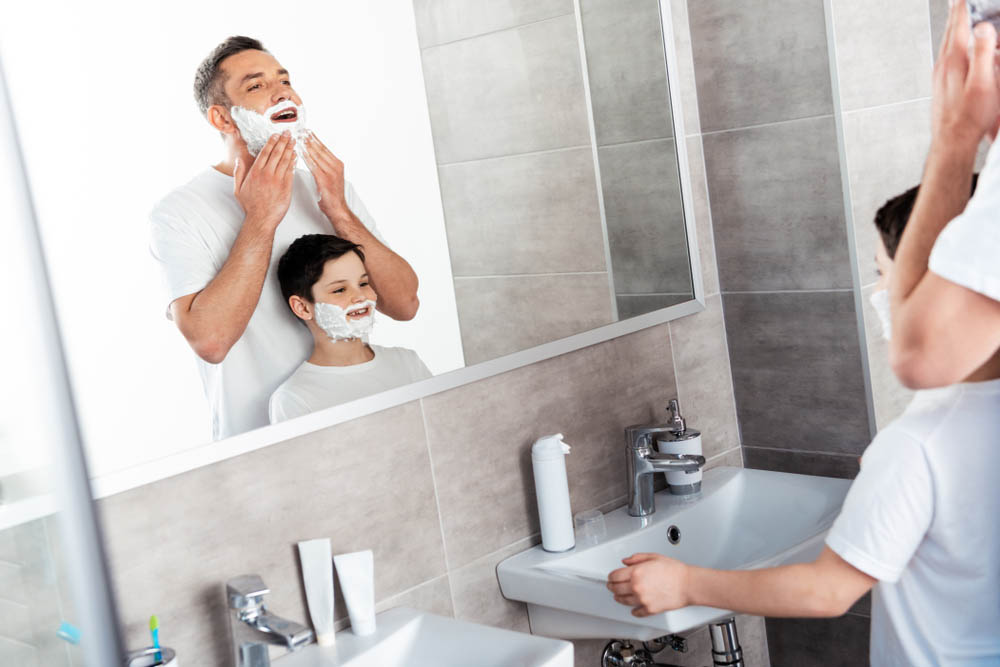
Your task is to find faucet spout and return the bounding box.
[625,423,706,517]
[247,612,313,651]
[645,452,705,473]
[226,575,314,667]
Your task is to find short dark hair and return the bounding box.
[874,173,979,259]
[193,36,267,115]
[278,234,366,306]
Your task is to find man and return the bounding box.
[150,36,419,439]
[890,0,1000,388]
[607,184,1000,666]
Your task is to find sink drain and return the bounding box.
[666,525,681,545]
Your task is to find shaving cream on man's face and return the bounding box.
[314,300,377,342]
[230,101,309,156]
[869,289,892,342]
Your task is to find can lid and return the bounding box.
[532,433,571,460]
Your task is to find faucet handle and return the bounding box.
[227,574,270,610]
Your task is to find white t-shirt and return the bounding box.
[929,139,1000,301]
[268,345,432,423]
[825,379,1000,667]
[149,167,383,440]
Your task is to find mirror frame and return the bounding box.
[89,0,704,499]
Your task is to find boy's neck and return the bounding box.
[962,351,1000,384]
[308,334,374,367]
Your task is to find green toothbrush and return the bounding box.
[149,615,161,663]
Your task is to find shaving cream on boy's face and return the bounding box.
[869,289,892,342]
[314,299,377,342]
[230,101,309,156]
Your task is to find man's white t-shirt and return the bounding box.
[929,139,1000,301]
[149,167,383,440]
[268,345,432,423]
[825,379,1000,667]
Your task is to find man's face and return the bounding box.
[874,237,893,291]
[309,253,377,318]
[217,49,303,121]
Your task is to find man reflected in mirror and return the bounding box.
[149,36,419,440]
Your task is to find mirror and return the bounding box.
[0,0,696,486]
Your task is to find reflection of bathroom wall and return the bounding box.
[92,5,760,666]
[581,0,693,318]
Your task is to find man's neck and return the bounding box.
[214,140,254,177]
[308,335,374,367]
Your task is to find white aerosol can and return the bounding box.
[531,433,575,552]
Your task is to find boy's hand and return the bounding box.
[301,132,350,223]
[606,553,690,617]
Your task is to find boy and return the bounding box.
[607,184,1000,665]
[269,234,431,423]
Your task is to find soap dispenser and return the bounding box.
[531,433,575,552]
[657,399,703,495]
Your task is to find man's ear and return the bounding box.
[289,295,313,321]
[207,104,238,135]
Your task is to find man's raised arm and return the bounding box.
[890,1,1000,388]
[172,133,296,363]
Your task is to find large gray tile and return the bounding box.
[439,148,606,276]
[724,292,871,454]
[99,402,445,667]
[450,537,536,632]
[670,0,701,136]
[706,447,743,470]
[412,0,573,48]
[0,638,39,667]
[689,0,833,131]
[832,0,933,111]
[421,15,591,164]
[705,116,853,291]
[423,323,677,568]
[0,562,24,605]
[375,576,454,621]
[454,273,615,365]
[581,0,673,145]
[744,446,860,479]
[669,295,741,459]
[861,284,915,429]
[930,0,949,61]
[844,99,931,287]
[599,139,692,295]
[765,614,870,666]
[616,293,691,320]
[0,599,31,644]
[687,136,720,296]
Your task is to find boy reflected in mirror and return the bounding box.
[270,234,431,423]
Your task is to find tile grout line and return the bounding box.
[454,271,609,280]
[700,112,835,138]
[744,443,862,458]
[437,143,593,168]
[417,398,457,615]
[420,11,576,51]
[722,288,853,295]
[841,96,932,117]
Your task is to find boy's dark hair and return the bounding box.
[278,234,366,305]
[875,173,979,259]
[194,36,267,115]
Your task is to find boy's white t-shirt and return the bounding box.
[825,379,1000,667]
[149,167,383,440]
[268,345,432,423]
[929,139,1000,301]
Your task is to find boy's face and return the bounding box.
[289,252,377,324]
[874,237,893,291]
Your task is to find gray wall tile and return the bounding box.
[412,0,573,48]
[831,0,933,111]
[706,447,743,469]
[705,116,853,291]
[724,292,871,454]
[744,446,860,479]
[422,323,677,569]
[581,0,673,145]
[450,537,536,632]
[616,293,691,320]
[930,0,949,61]
[421,15,591,164]
[669,295,741,459]
[453,273,614,365]
[375,576,454,621]
[100,402,445,667]
[670,0,701,136]
[688,0,833,131]
[765,614,870,666]
[843,99,931,287]
[439,148,607,276]
[687,136,720,296]
[599,139,692,295]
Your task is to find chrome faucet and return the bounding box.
[226,574,313,667]
[626,401,706,517]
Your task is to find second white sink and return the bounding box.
[497,466,852,639]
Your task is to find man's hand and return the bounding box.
[930,0,1000,156]
[233,131,296,230]
[607,553,689,617]
[301,132,350,221]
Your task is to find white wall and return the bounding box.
[0,0,463,477]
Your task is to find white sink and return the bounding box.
[497,467,851,640]
[274,607,573,666]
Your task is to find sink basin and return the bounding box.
[274,607,573,666]
[497,466,852,639]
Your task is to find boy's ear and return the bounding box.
[289,295,313,321]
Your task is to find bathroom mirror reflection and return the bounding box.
[0,0,694,482]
